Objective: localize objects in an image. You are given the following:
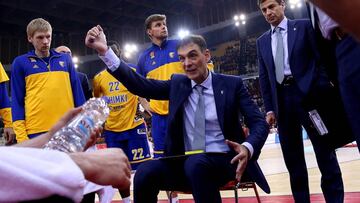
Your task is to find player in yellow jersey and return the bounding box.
[11,18,85,142]
[137,14,183,159]
[0,62,15,145]
[93,42,151,203]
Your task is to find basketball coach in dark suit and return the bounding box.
[85,26,270,203]
[256,0,343,202]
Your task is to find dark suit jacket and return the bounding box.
[77,72,92,101]
[257,19,328,116]
[108,61,270,193]
[305,5,355,148]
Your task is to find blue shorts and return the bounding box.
[151,113,168,158]
[104,123,152,170]
[28,132,47,139]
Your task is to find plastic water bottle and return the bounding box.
[44,97,109,153]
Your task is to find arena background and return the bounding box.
[1,1,359,202]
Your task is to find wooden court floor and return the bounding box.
[108,140,360,202]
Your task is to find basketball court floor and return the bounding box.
[106,138,360,202]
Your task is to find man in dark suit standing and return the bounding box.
[85,26,270,203]
[256,0,344,202]
[76,72,92,101]
[307,2,360,153]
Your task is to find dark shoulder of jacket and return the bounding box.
[294,18,311,26]
[216,72,242,80]
[257,29,271,41]
[170,74,189,90]
[214,73,243,87]
[170,73,187,80]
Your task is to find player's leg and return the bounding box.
[104,130,132,203]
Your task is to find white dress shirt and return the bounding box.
[183,72,230,153]
[315,6,339,40]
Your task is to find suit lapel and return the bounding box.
[262,30,276,79]
[212,73,226,131]
[307,2,316,28]
[287,20,297,60]
[173,78,192,114]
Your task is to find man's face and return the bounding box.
[260,0,285,27]
[147,20,168,40]
[178,42,210,84]
[28,30,52,54]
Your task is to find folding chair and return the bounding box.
[169,180,261,203]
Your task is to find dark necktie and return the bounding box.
[274,27,284,84]
[191,85,206,151]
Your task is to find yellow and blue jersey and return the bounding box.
[93,65,143,132]
[0,62,12,128]
[11,49,86,142]
[137,39,184,115]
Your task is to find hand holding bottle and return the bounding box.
[44,97,109,153]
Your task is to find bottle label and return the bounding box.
[75,116,95,137]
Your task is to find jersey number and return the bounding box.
[109,82,120,92]
[132,148,144,160]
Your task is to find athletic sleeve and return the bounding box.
[66,54,86,107]
[10,58,28,142]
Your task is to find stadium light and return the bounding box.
[289,0,302,10]
[131,44,138,52]
[124,44,131,52]
[177,29,190,39]
[123,43,138,58]
[72,56,79,64]
[239,14,245,21]
[124,52,131,59]
[233,13,246,27]
[124,43,138,53]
